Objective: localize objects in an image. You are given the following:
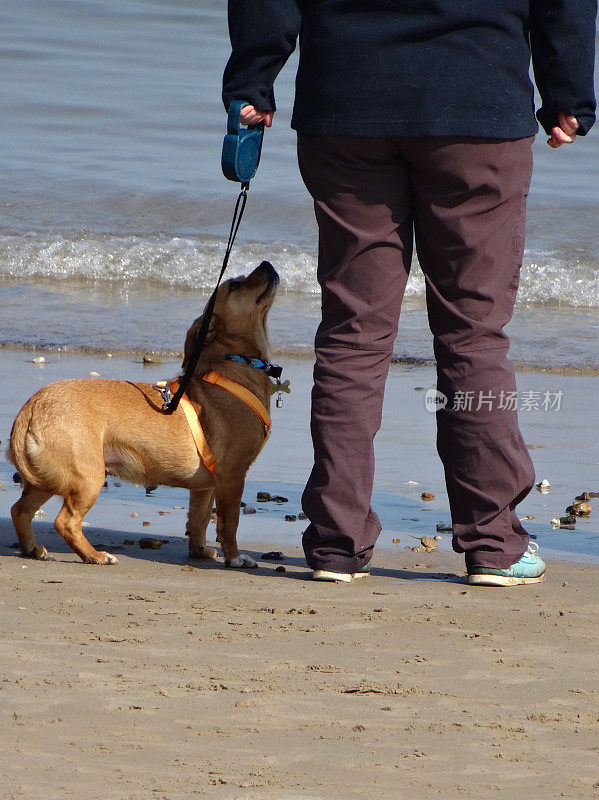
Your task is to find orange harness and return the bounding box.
[154,371,271,474]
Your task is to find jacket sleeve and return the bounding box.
[529,0,597,135]
[222,0,302,112]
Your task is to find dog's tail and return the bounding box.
[8,406,60,492]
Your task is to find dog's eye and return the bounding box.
[228,281,241,293]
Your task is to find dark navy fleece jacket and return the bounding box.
[222,0,597,138]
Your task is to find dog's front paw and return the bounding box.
[98,552,119,565]
[225,554,258,569]
[24,545,50,560]
[189,545,217,560]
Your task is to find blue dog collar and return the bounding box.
[223,354,283,380]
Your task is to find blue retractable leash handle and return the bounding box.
[222,101,265,186]
[164,102,265,414]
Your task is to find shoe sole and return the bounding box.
[312,570,370,583]
[468,572,546,587]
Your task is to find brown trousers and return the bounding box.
[298,134,536,572]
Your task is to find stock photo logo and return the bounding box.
[424,388,448,413]
[424,388,564,413]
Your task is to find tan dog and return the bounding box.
[9,261,279,568]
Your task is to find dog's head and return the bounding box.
[183,261,279,368]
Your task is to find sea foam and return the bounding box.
[1,231,598,308]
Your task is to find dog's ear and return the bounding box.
[182,313,220,370]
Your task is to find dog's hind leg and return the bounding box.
[11,484,53,559]
[54,474,118,565]
[187,488,217,560]
[214,476,257,568]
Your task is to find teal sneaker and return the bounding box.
[312,562,372,583]
[468,542,546,587]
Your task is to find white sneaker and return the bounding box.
[312,563,371,583]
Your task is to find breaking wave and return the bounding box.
[0,231,598,307]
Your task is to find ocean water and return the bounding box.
[1,0,598,369]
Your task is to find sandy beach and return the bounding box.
[0,350,598,799]
[1,534,599,800]
[1,3,598,796]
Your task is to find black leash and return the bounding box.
[163,101,264,414]
[163,184,248,414]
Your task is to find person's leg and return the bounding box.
[297,134,412,573]
[406,137,536,570]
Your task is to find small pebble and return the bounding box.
[240,501,246,508]
[566,501,591,517]
[436,523,452,532]
[89,371,101,378]
[262,551,285,561]
[420,535,438,551]
[560,515,576,525]
[114,481,122,487]
[243,506,256,515]
[173,505,184,510]
[284,514,297,522]
[404,480,419,486]
[142,521,151,527]
[298,511,307,520]
[256,491,271,502]
[392,538,401,543]
[235,701,250,708]
[139,538,166,549]
[13,472,22,484]
[32,356,45,364]
[158,511,170,516]
[421,492,435,501]
[145,485,158,496]
[275,565,286,573]
[123,540,135,546]
[271,495,288,503]
[130,512,138,518]
[536,478,551,489]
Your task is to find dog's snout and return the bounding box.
[248,261,279,302]
[252,260,279,286]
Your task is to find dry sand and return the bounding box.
[1,528,598,800]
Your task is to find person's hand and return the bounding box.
[239,104,273,127]
[547,111,579,148]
